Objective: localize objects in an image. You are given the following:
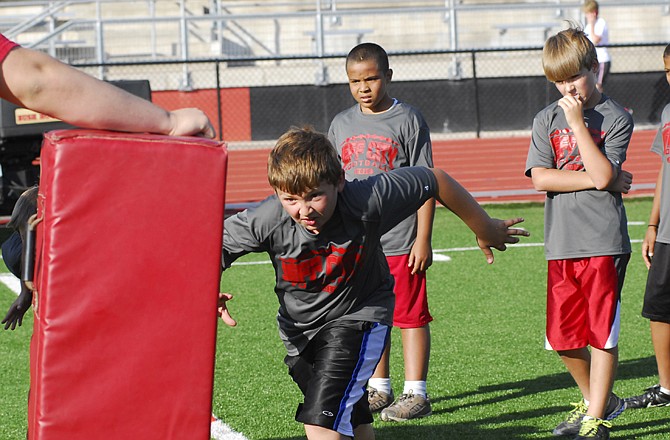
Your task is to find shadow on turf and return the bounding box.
[431,356,658,414]
[261,417,669,440]
[372,415,670,440]
[261,416,670,440]
[262,357,664,440]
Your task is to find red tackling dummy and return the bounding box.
[27,130,227,439]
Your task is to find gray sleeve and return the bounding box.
[327,119,338,151]
[652,104,670,156]
[409,115,433,168]
[372,167,437,235]
[526,112,555,176]
[222,199,278,269]
[222,211,257,269]
[602,112,634,169]
[652,126,664,157]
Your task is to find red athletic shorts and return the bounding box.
[545,255,629,351]
[386,254,433,328]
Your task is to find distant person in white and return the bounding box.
[583,0,610,93]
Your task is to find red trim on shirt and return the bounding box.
[0,34,18,62]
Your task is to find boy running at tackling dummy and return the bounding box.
[526,25,634,440]
[624,43,670,410]
[328,42,435,422]
[218,126,529,440]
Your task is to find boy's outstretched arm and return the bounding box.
[430,168,529,264]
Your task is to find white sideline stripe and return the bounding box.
[433,254,452,262]
[230,239,644,266]
[434,238,643,253]
[211,419,249,440]
[0,273,20,295]
[469,183,656,198]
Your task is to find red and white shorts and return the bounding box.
[545,254,629,351]
[386,254,433,328]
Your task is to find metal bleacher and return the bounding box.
[0,1,669,65]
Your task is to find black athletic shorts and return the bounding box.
[643,241,670,323]
[284,320,389,437]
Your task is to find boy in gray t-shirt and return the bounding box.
[328,42,435,421]
[624,43,670,410]
[219,127,528,439]
[525,26,632,440]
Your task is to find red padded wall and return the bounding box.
[28,130,227,440]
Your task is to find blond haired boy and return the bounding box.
[526,26,633,440]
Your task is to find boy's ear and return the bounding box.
[337,170,346,192]
[386,68,393,82]
[591,61,600,75]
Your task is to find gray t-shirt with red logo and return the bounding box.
[328,100,433,256]
[222,166,437,356]
[651,103,670,244]
[525,96,632,260]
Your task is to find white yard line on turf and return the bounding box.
[0,273,20,294]
[211,419,249,440]
[226,239,644,266]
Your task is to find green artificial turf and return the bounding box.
[2,198,670,439]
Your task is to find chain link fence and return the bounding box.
[2,1,670,142]
[0,1,668,213]
[71,41,669,143]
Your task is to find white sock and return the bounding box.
[404,380,427,397]
[368,378,392,395]
[584,398,590,407]
[660,386,670,395]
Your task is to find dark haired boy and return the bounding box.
[329,42,436,421]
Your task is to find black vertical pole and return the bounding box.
[471,51,481,138]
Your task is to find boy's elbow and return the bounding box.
[529,174,549,192]
[593,181,609,191]
[590,170,616,191]
[530,179,545,192]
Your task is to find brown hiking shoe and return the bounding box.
[380,391,432,421]
[367,387,394,412]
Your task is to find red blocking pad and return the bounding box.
[28,130,227,440]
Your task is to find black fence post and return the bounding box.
[471,50,481,138]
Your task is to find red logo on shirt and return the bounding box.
[662,122,670,161]
[549,127,605,170]
[340,134,399,175]
[280,243,364,293]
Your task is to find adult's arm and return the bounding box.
[0,45,214,138]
